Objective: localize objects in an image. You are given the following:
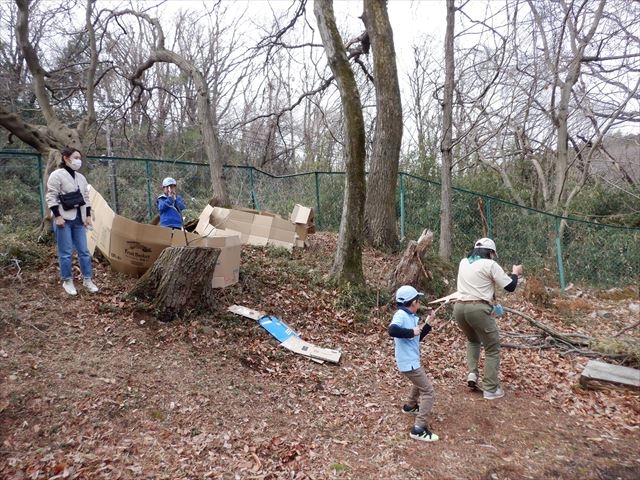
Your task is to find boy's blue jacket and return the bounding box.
[388,306,431,372]
[157,194,186,228]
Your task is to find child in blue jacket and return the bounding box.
[157,177,186,229]
[388,285,439,442]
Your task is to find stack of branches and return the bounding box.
[501,307,640,368]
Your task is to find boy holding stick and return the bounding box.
[388,285,440,442]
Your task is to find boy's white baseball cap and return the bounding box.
[395,285,424,303]
[162,177,177,187]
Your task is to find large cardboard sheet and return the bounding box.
[87,187,241,287]
[227,305,342,364]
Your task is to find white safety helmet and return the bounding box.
[162,177,177,187]
[474,237,497,256]
[395,285,424,304]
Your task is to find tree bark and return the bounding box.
[362,0,402,250]
[129,246,220,322]
[314,0,366,286]
[439,0,455,260]
[121,9,230,206]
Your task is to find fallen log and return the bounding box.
[580,360,640,391]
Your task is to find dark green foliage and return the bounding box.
[0,228,52,271]
[3,151,638,289]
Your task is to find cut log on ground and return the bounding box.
[129,246,220,322]
[580,360,640,391]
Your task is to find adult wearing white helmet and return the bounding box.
[453,238,523,400]
[157,177,186,229]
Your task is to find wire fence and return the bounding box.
[1,150,638,290]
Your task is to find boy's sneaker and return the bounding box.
[83,279,99,293]
[483,387,505,400]
[63,279,77,296]
[410,426,439,442]
[467,372,479,389]
[402,404,419,415]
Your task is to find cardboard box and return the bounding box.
[290,204,316,247]
[290,204,314,226]
[208,206,298,251]
[87,187,241,288]
[174,230,241,288]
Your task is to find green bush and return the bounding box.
[0,228,52,272]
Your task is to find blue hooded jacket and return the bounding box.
[157,194,186,228]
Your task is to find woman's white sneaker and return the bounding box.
[83,279,99,293]
[63,280,77,296]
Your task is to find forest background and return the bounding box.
[1,2,639,478]
[0,0,638,286]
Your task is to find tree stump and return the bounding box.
[129,246,221,322]
[388,229,453,300]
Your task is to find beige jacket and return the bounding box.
[46,167,91,221]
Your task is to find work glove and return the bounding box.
[492,304,503,317]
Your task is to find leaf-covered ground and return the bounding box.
[1,232,639,479]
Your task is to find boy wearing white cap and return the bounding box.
[388,285,439,442]
[157,177,186,229]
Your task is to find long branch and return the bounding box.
[503,306,592,347]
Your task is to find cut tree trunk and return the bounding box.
[389,229,435,295]
[129,246,220,322]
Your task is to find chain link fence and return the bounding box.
[1,150,638,289]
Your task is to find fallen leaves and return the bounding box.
[0,233,638,479]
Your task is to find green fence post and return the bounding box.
[37,154,45,220]
[555,217,566,289]
[250,168,259,209]
[145,160,153,220]
[485,197,492,238]
[399,173,406,240]
[315,172,321,230]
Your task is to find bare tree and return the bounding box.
[471,0,640,216]
[362,0,402,250]
[439,0,456,260]
[405,41,442,179]
[314,0,366,285]
[0,0,100,162]
[103,4,253,205]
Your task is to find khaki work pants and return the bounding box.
[402,367,435,429]
[453,302,501,392]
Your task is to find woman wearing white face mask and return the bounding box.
[46,147,99,295]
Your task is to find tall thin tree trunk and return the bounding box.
[314,0,366,285]
[439,0,455,260]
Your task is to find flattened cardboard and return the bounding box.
[87,187,240,287]
[258,316,299,343]
[227,305,266,321]
[228,304,342,364]
[280,336,342,364]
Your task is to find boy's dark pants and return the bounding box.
[402,367,435,428]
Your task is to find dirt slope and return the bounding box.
[1,232,638,479]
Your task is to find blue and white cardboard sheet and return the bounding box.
[228,305,342,364]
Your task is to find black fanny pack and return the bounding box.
[59,189,86,210]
